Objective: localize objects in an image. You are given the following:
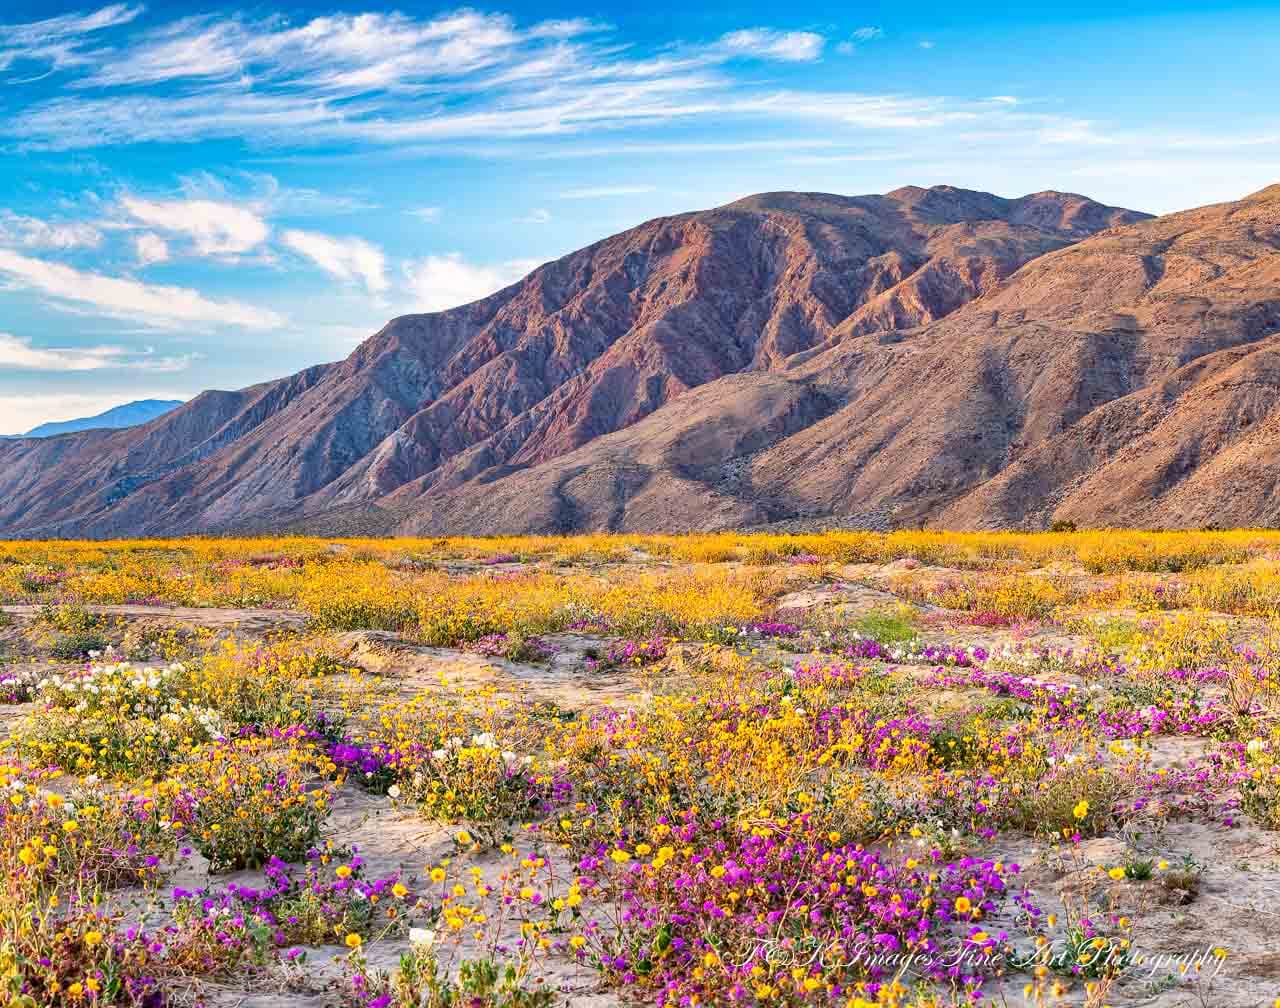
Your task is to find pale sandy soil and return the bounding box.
[118,789,615,1008]
[1,603,308,633]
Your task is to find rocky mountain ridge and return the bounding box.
[9,184,1279,536]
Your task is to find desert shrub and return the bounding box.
[743,542,780,564]
[1007,758,1130,837]
[1078,617,1143,655]
[173,736,335,871]
[12,662,223,778]
[852,606,918,646]
[1124,609,1235,674]
[398,732,549,846]
[345,948,556,1008]
[673,539,739,564]
[39,603,109,659]
[1158,856,1204,902]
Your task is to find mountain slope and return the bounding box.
[11,399,183,438]
[0,184,1146,537]
[396,184,1280,533]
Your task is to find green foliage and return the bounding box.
[1122,856,1155,880]
[500,631,551,664]
[1044,923,1132,979]
[351,948,557,1008]
[853,606,918,646]
[1085,617,1143,655]
[40,603,109,659]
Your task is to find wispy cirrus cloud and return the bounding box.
[10,69,734,149]
[5,53,1025,158]
[0,3,141,75]
[728,91,961,129]
[0,331,195,372]
[0,210,102,249]
[714,28,825,62]
[0,246,284,329]
[0,1,1250,192]
[0,7,972,153]
[82,9,530,88]
[837,26,884,53]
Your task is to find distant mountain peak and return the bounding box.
[18,399,183,439]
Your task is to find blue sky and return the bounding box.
[0,1,1277,433]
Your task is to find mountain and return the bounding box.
[13,399,184,439]
[405,183,1280,533]
[21,180,1273,538]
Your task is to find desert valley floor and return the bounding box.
[4,531,1280,1008]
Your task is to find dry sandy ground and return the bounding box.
[1,603,309,633]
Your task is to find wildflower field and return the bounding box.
[4,529,1280,1008]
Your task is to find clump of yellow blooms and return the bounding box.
[172,734,339,871]
[1123,609,1235,675]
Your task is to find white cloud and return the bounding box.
[1037,120,1109,145]
[282,229,388,294]
[716,29,825,62]
[780,150,915,165]
[120,195,269,256]
[2,11,846,150]
[84,9,526,88]
[408,206,442,223]
[988,95,1019,105]
[174,170,375,216]
[82,16,245,85]
[559,185,656,199]
[11,66,971,151]
[526,18,610,40]
[133,232,170,266]
[0,4,141,46]
[0,333,126,370]
[0,4,142,74]
[838,27,884,53]
[0,247,284,329]
[528,138,839,158]
[404,253,539,312]
[730,91,957,129]
[516,208,551,224]
[0,2,1214,200]
[0,332,194,372]
[919,40,936,50]
[0,211,102,249]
